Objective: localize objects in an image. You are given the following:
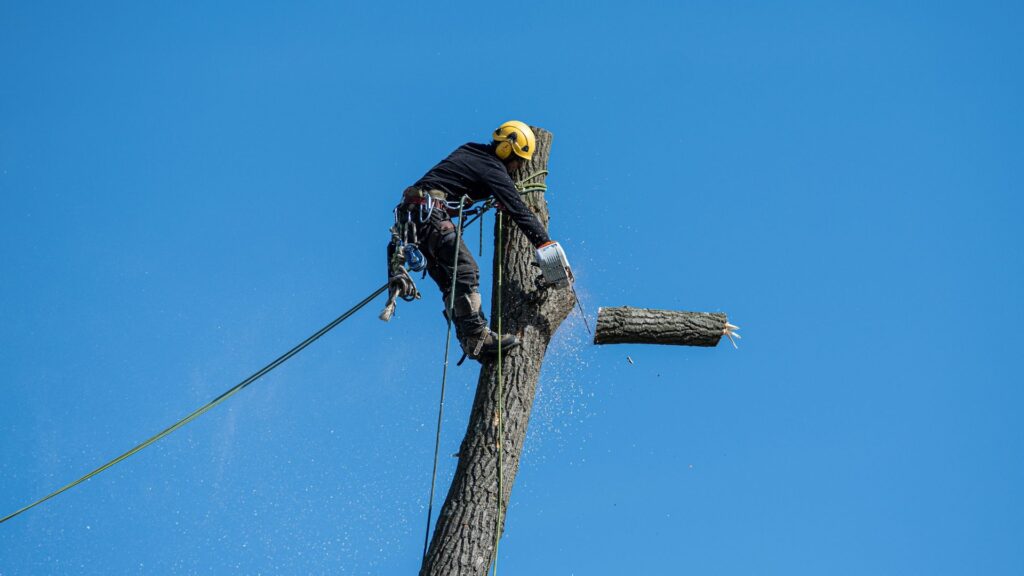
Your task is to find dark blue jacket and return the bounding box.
[414,143,550,247]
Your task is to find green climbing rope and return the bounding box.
[515,170,548,195]
[422,196,468,559]
[0,284,388,525]
[493,210,506,576]
[3,171,551,530]
[418,171,551,567]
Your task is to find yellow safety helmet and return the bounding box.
[492,120,536,161]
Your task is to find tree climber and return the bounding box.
[384,121,568,361]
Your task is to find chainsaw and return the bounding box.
[534,241,574,288]
[535,241,591,334]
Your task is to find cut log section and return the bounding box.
[594,306,730,347]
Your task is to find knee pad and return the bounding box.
[452,292,482,319]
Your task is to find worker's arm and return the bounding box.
[481,164,551,247]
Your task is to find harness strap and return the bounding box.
[403,187,470,217]
[402,195,447,210]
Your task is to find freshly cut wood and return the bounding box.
[594,306,727,347]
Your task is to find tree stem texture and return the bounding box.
[593,306,726,347]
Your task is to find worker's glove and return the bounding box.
[534,241,573,288]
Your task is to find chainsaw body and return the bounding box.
[534,241,573,289]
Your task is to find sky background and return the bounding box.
[1,1,1022,574]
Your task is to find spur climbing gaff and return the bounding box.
[534,241,573,288]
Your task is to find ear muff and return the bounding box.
[493,120,535,160]
[495,140,512,159]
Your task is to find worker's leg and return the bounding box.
[423,215,518,359]
[422,217,478,305]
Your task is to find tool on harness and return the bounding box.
[380,208,425,322]
[404,243,427,273]
[382,189,491,324]
[403,187,471,218]
[380,266,419,322]
[534,241,574,288]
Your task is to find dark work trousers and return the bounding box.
[391,205,480,310]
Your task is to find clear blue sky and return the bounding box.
[2,2,1021,574]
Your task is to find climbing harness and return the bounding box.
[0,284,388,525]
[385,170,550,323]
[381,189,486,323]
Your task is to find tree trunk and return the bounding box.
[420,128,574,576]
[593,306,726,347]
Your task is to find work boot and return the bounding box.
[452,293,519,361]
[459,323,520,360]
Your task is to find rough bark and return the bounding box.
[420,128,574,576]
[593,306,726,347]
